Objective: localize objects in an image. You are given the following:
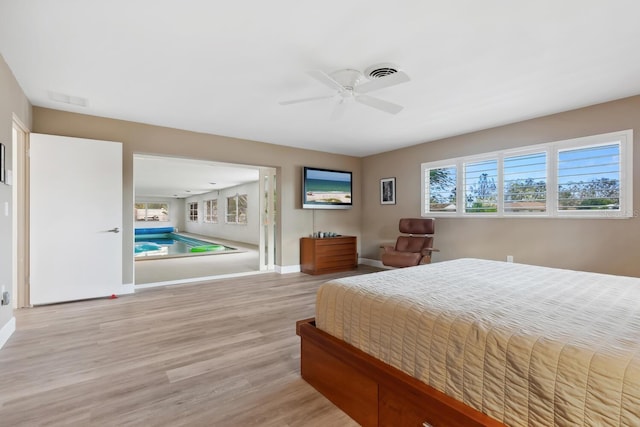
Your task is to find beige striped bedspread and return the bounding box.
[315,258,640,426]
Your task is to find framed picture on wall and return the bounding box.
[0,143,5,184]
[380,177,396,205]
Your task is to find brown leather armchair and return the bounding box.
[381,218,438,268]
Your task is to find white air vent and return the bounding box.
[48,91,89,107]
[365,63,399,79]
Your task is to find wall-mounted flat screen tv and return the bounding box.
[302,166,353,209]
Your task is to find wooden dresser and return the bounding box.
[300,236,357,275]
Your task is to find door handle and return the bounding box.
[107,227,120,233]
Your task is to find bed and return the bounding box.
[296,258,640,427]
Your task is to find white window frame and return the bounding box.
[187,202,199,222]
[462,155,499,215]
[501,147,549,217]
[204,199,218,224]
[226,194,248,224]
[424,163,458,214]
[134,202,170,222]
[421,130,633,219]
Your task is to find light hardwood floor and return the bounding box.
[0,267,380,426]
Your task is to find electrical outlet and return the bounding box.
[1,291,9,306]
[507,255,514,263]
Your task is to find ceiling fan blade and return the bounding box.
[330,99,347,121]
[279,95,335,105]
[355,71,410,94]
[307,70,345,92]
[355,94,403,115]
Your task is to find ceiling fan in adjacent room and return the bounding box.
[279,63,410,119]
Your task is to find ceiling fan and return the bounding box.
[279,64,410,119]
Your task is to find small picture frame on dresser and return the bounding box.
[380,177,395,205]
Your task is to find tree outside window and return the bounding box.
[465,159,498,213]
[421,130,631,218]
[557,144,620,210]
[428,167,457,212]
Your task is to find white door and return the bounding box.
[30,133,123,305]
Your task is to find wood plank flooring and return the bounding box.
[0,267,380,426]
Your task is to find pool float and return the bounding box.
[135,242,162,253]
[190,244,226,252]
[135,227,175,235]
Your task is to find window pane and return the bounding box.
[558,144,620,211]
[189,202,198,222]
[134,203,146,221]
[226,196,237,223]
[204,199,218,223]
[428,167,457,212]
[146,203,168,221]
[465,159,498,213]
[504,152,547,213]
[238,194,248,224]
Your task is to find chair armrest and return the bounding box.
[421,247,440,255]
[381,244,396,253]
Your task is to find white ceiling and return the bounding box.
[1,1,640,158]
[134,155,259,198]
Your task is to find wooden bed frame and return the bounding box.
[296,318,505,427]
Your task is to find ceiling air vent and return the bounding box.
[48,91,89,107]
[365,63,399,79]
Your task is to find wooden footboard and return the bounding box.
[296,318,505,427]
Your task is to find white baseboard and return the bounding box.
[135,270,269,289]
[276,264,301,274]
[0,316,16,350]
[120,283,135,294]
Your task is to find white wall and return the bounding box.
[134,197,185,232]
[184,181,259,245]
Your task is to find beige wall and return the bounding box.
[0,54,32,331]
[362,95,640,277]
[32,108,362,284]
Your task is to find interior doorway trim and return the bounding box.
[133,155,278,285]
[12,114,30,308]
[259,167,276,271]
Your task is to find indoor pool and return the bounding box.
[134,232,236,258]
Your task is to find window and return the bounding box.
[427,166,457,213]
[558,144,620,211]
[421,130,632,218]
[226,194,248,224]
[504,152,547,213]
[188,202,198,222]
[135,202,169,222]
[464,159,498,213]
[204,199,218,223]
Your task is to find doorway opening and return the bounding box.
[133,155,276,286]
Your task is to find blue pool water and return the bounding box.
[134,233,235,258]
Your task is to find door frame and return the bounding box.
[259,167,276,271]
[12,114,29,308]
[132,155,278,283]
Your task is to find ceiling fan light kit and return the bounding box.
[280,63,409,118]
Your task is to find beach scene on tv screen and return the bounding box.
[306,169,352,204]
